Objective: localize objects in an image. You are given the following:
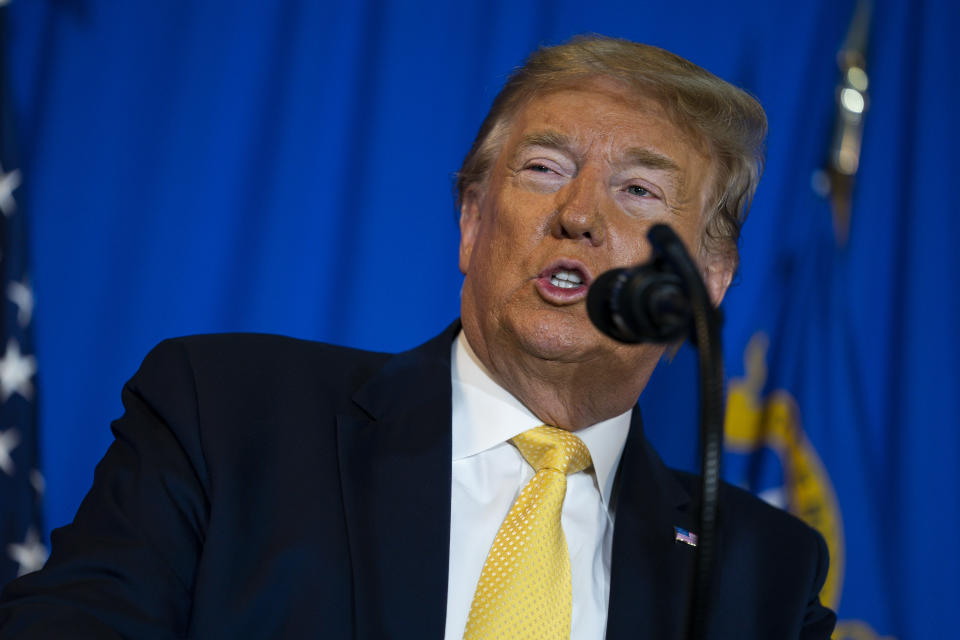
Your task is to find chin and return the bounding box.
[509,312,600,363]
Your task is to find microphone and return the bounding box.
[588,223,725,640]
[586,243,692,344]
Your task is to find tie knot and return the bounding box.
[510,425,592,475]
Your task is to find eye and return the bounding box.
[627,184,652,197]
[525,163,554,174]
[512,154,570,193]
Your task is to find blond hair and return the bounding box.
[455,35,768,267]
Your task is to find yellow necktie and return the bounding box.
[464,425,593,639]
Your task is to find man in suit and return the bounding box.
[0,36,835,638]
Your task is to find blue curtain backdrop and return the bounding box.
[4,1,957,637]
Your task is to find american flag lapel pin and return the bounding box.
[674,526,698,547]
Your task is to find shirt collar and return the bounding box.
[450,331,632,508]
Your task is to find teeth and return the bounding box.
[550,269,583,289]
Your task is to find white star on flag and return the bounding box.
[0,338,37,402]
[6,528,48,577]
[6,278,33,327]
[0,427,20,476]
[0,165,20,217]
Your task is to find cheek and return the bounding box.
[499,181,555,226]
[605,222,656,268]
[486,201,544,254]
[466,215,522,292]
[605,208,704,269]
[672,216,708,261]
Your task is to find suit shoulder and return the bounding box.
[143,332,390,377]
[165,331,388,359]
[126,333,394,414]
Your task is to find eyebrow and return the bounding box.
[510,130,682,175]
[509,130,576,164]
[622,147,681,173]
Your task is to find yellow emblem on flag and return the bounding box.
[724,332,845,609]
[725,334,898,639]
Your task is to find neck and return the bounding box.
[461,328,660,431]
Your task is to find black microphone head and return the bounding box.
[587,267,630,342]
[588,262,692,344]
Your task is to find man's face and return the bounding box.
[459,79,728,383]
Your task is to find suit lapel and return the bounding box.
[606,411,698,640]
[336,324,458,639]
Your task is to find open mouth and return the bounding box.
[535,260,592,302]
[548,268,585,289]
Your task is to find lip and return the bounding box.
[534,258,594,304]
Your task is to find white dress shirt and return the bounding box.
[443,332,632,639]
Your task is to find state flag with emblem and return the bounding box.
[0,1,47,588]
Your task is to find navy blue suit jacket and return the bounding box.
[0,322,835,638]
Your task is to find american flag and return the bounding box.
[0,2,47,588]
[674,526,698,547]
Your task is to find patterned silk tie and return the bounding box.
[464,425,593,639]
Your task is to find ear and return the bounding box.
[701,252,735,307]
[458,185,483,274]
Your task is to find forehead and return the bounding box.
[499,81,713,190]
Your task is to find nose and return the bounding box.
[550,170,606,246]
